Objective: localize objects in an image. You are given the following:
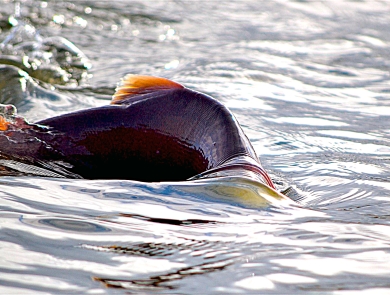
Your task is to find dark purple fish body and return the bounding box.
[0,76,275,188]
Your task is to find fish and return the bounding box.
[0,75,276,189]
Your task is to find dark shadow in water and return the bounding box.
[89,234,238,291]
[93,258,234,291]
[93,237,232,258]
[39,218,111,233]
[119,213,220,226]
[281,186,306,204]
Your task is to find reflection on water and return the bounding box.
[37,218,111,232]
[1,0,390,294]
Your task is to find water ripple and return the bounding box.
[1,0,390,294]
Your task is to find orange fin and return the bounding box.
[112,75,184,104]
[0,116,9,131]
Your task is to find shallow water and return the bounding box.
[1,0,390,294]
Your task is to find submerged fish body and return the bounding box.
[0,75,281,198]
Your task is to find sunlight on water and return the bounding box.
[1,0,390,294]
[265,116,348,127]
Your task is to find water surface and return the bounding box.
[1,0,390,294]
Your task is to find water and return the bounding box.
[1,0,390,293]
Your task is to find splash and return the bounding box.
[0,13,91,86]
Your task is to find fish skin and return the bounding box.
[0,76,275,188]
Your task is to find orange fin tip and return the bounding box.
[112,75,184,104]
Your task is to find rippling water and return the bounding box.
[1,0,390,294]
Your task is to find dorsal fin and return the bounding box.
[112,75,184,105]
